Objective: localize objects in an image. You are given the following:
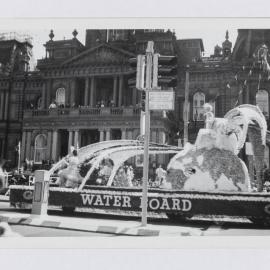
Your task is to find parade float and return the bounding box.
[8,103,270,226]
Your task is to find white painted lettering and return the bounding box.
[149,198,160,210]
[160,198,170,210]
[103,195,113,206]
[122,196,131,208]
[182,199,192,211]
[94,194,104,206]
[81,194,95,205]
[113,195,122,207]
[172,198,181,210]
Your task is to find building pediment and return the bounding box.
[62,43,135,67]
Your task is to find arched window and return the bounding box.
[34,134,47,163]
[56,87,66,106]
[256,90,269,117]
[193,92,205,121]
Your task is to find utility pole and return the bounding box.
[183,65,190,146]
[136,41,158,226]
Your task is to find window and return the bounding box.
[56,87,65,106]
[256,90,269,117]
[34,134,47,163]
[193,92,205,121]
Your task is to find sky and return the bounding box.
[1,27,237,63]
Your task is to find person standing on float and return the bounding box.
[57,148,82,188]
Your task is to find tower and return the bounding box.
[222,30,232,58]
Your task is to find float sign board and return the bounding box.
[149,91,175,111]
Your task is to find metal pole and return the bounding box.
[183,66,190,146]
[141,41,153,226]
[17,141,21,171]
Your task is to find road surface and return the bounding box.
[1,199,270,237]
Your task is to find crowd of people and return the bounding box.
[47,99,142,110]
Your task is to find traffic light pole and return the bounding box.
[136,41,157,227]
[183,66,190,146]
[141,43,153,226]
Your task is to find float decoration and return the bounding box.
[167,104,267,192]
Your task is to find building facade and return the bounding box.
[2,28,270,169]
[176,29,270,167]
[19,29,177,166]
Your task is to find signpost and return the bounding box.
[136,41,174,226]
[149,91,175,111]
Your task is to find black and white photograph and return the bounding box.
[1,17,270,240]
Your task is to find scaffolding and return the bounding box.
[0,32,33,44]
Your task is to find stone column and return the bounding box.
[113,76,118,105]
[158,129,166,144]
[151,129,157,143]
[0,92,4,119]
[46,131,52,160]
[25,131,32,160]
[245,84,250,104]
[121,128,126,140]
[70,80,76,105]
[21,131,27,161]
[46,80,51,108]
[132,87,137,106]
[99,129,104,142]
[51,130,59,161]
[74,130,80,148]
[105,129,111,141]
[239,85,243,105]
[126,129,133,140]
[90,77,95,107]
[4,91,9,120]
[41,83,46,109]
[118,75,123,107]
[84,77,89,106]
[68,130,73,153]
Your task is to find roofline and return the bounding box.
[177,38,205,51]
[61,43,136,66]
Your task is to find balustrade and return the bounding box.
[24,106,162,119]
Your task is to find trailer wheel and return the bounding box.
[62,206,75,214]
[249,217,270,227]
[166,213,191,222]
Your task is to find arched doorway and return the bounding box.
[34,134,47,163]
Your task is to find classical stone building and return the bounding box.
[20,29,177,165]
[176,29,270,167]
[2,28,270,169]
[0,32,38,164]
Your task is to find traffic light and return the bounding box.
[152,53,159,88]
[158,55,177,88]
[136,55,146,90]
[141,91,146,111]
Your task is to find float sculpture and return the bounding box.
[167,104,267,192]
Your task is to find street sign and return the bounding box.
[149,90,175,111]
